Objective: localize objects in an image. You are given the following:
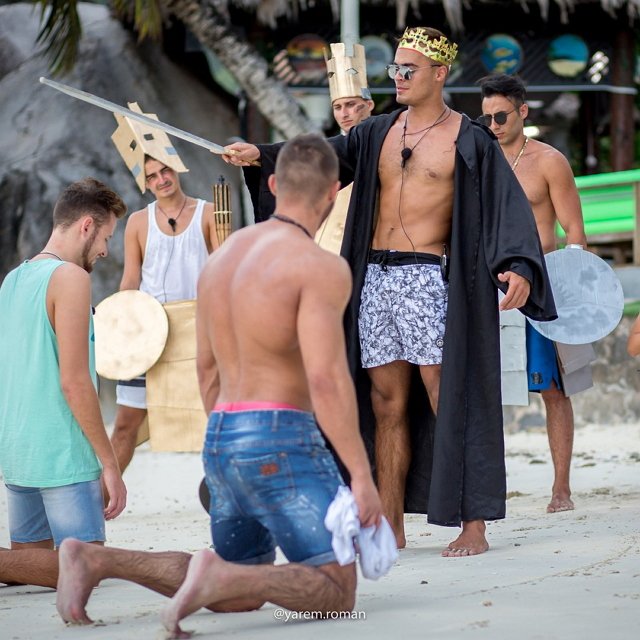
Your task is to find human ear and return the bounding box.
[267,173,277,196]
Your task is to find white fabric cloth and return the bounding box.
[324,486,398,580]
[140,199,209,303]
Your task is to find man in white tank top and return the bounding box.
[111,155,220,474]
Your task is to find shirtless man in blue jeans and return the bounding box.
[54,134,382,638]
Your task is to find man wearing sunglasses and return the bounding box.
[480,74,588,515]
[223,27,556,558]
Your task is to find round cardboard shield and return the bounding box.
[528,248,624,344]
[94,290,169,380]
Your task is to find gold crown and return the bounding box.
[397,27,458,65]
[324,43,371,103]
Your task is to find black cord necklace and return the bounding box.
[270,213,312,239]
[157,196,188,232]
[35,251,63,261]
[401,107,451,168]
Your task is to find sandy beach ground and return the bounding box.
[2,421,639,639]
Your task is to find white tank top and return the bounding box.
[140,199,209,303]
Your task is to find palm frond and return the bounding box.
[33,0,82,76]
[112,0,164,41]
[134,0,164,40]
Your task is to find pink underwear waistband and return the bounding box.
[213,401,302,413]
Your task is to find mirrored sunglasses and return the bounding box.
[386,63,441,81]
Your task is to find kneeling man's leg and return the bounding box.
[162,553,356,638]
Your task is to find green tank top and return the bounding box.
[0,259,101,486]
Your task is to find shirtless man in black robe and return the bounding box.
[224,28,554,557]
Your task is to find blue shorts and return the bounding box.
[526,322,562,392]
[5,479,105,547]
[203,409,343,567]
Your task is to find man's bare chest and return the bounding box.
[515,167,550,209]
[379,129,455,184]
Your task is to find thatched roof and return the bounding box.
[232,0,640,33]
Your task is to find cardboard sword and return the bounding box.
[39,77,258,164]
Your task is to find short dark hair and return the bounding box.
[275,134,339,201]
[478,74,527,105]
[53,177,127,228]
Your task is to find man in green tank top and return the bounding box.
[0,178,128,562]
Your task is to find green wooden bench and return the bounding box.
[556,169,640,264]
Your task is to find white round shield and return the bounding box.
[94,290,169,380]
[528,247,624,344]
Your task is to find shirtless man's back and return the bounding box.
[164,133,382,637]
[198,213,355,412]
[197,137,381,516]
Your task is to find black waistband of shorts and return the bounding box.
[368,249,440,266]
[117,376,146,387]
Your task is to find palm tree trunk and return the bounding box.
[163,0,318,138]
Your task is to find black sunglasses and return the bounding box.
[478,109,516,126]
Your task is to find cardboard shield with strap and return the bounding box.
[528,247,624,344]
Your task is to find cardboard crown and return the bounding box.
[325,43,371,103]
[111,102,188,193]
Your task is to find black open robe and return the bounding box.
[243,111,557,526]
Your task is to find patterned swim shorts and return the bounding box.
[358,252,448,368]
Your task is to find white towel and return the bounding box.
[324,486,398,580]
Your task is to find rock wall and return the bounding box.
[0,3,241,303]
[503,316,640,432]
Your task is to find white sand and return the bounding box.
[1,422,639,639]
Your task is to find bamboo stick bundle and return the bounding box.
[212,175,232,246]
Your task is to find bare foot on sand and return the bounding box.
[160,549,226,639]
[547,493,574,513]
[56,539,99,625]
[441,520,489,557]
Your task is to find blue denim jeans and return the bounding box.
[203,409,343,566]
